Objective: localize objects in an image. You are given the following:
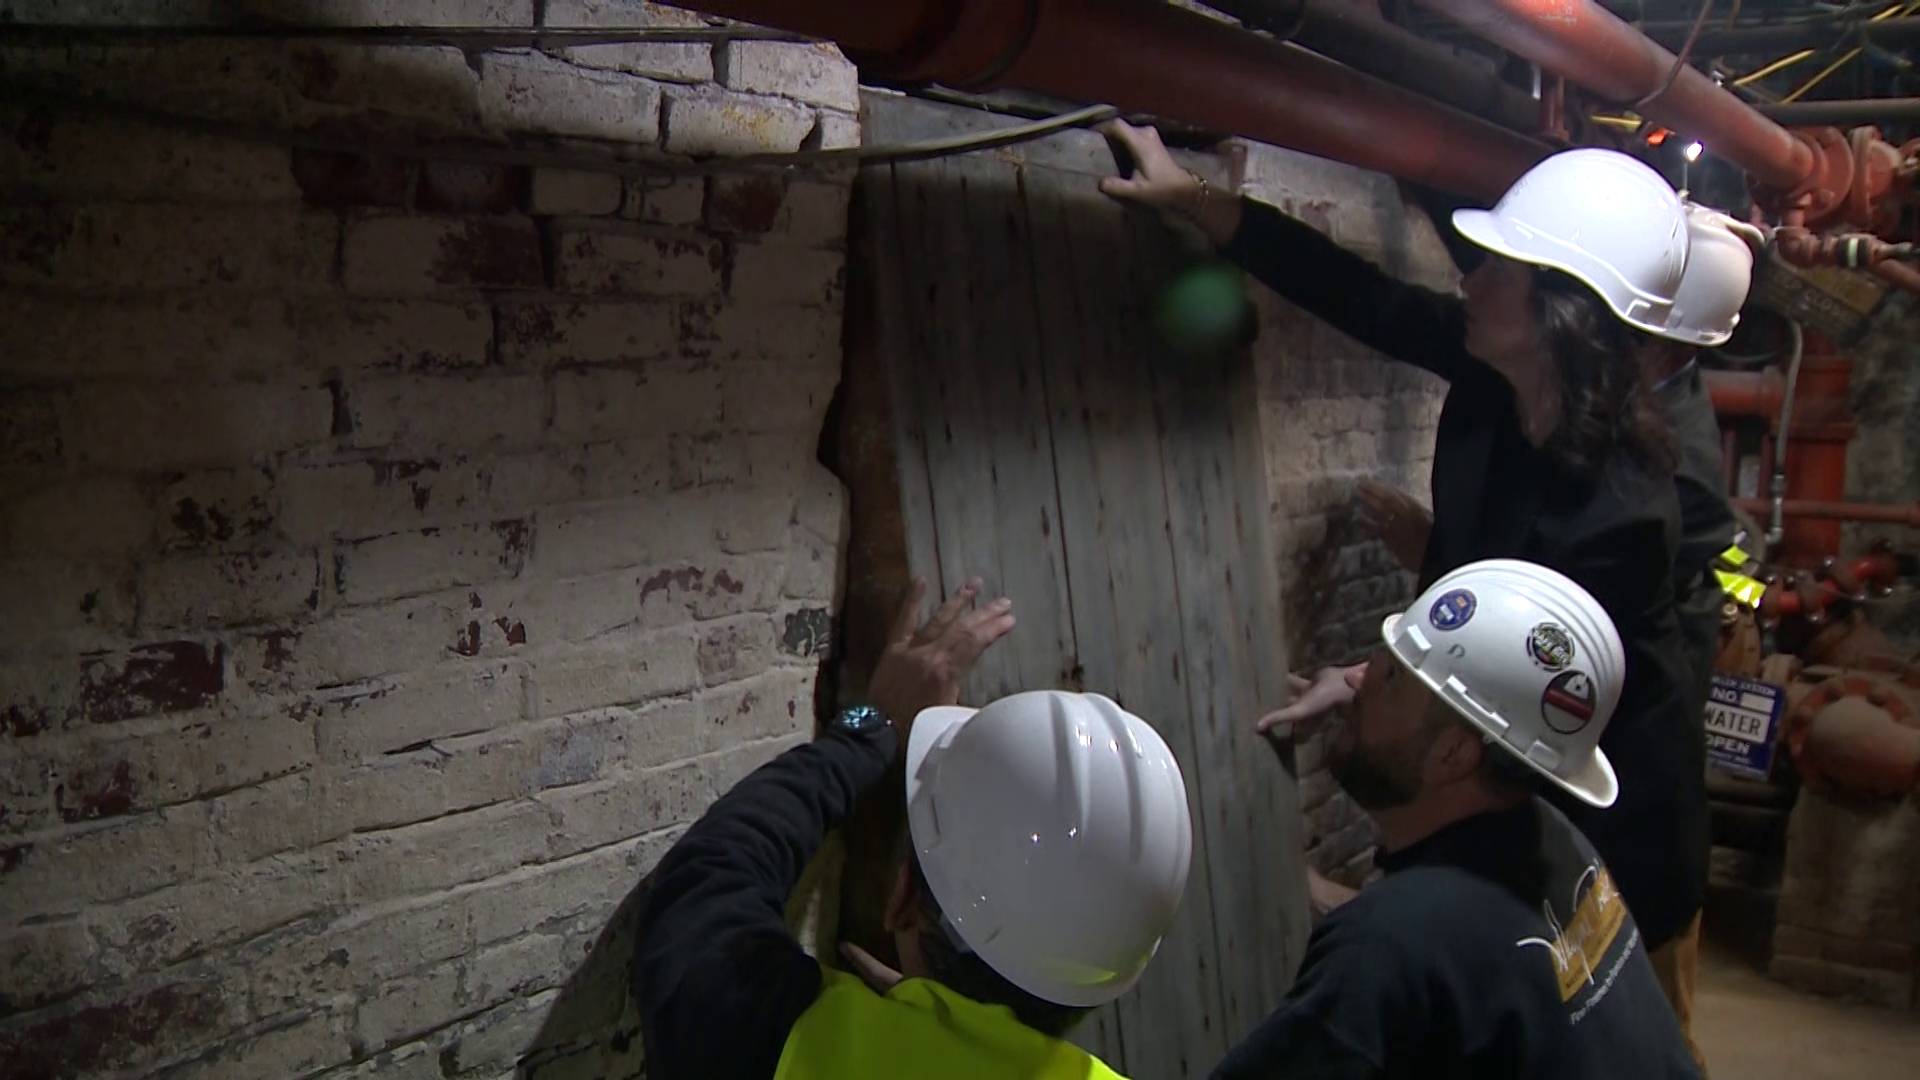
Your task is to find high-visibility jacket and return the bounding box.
[775,965,1129,1080]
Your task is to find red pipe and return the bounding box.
[1412,0,1819,195]
[1870,258,1920,295]
[1733,499,1920,527]
[682,0,1548,199]
[1704,368,1786,418]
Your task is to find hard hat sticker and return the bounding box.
[1527,623,1576,671]
[1541,670,1596,734]
[1429,589,1476,631]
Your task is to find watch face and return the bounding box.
[838,705,885,735]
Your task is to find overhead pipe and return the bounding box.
[1755,98,1920,127]
[1206,0,1542,134]
[1641,16,1920,55]
[1411,0,1821,194]
[679,0,1549,200]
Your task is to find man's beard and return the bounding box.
[1327,718,1429,811]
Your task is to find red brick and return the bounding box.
[75,640,226,725]
[290,149,414,208]
[707,175,785,235]
[48,708,314,824]
[416,161,530,214]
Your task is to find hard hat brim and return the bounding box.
[1450,208,1671,338]
[1381,612,1620,809]
[903,704,978,821]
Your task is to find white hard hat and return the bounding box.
[905,689,1193,1007]
[1452,147,1690,336]
[1650,202,1760,348]
[1381,558,1625,808]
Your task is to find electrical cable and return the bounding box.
[0,86,1121,176]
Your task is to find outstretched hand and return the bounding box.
[866,576,1015,742]
[1097,118,1244,246]
[1255,663,1365,741]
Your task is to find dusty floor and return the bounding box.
[1693,942,1920,1079]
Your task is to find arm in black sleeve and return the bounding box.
[1219,196,1479,384]
[633,727,898,1080]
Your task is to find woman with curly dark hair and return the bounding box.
[1101,127,1710,1064]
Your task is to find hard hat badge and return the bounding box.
[1541,670,1597,734]
[1428,589,1476,631]
[1526,623,1576,671]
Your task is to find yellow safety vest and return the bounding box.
[774,965,1129,1080]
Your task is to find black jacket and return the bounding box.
[1220,198,1709,947]
[632,727,898,1080]
[1211,800,1703,1079]
[1655,359,1736,707]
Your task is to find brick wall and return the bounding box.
[1237,144,1456,885]
[0,4,856,1078]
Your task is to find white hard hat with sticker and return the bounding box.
[1381,559,1625,808]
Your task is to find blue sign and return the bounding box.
[1430,589,1476,631]
[1703,674,1784,781]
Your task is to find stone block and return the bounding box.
[159,468,278,552]
[478,51,662,143]
[355,962,463,1051]
[812,109,861,150]
[286,43,481,128]
[719,41,859,112]
[661,85,813,156]
[551,219,724,297]
[278,451,578,542]
[530,168,626,216]
[174,1007,354,1080]
[210,771,336,865]
[230,592,474,692]
[343,214,544,295]
[0,919,97,1014]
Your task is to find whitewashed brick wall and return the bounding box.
[1238,143,1456,883]
[0,3,854,1078]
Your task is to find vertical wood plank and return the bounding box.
[1025,165,1231,1077]
[865,162,944,605]
[1126,213,1312,1041]
[949,155,1079,698]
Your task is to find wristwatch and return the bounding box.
[830,704,894,741]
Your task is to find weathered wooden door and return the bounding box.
[835,94,1312,1077]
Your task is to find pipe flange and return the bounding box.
[1785,127,1854,226]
